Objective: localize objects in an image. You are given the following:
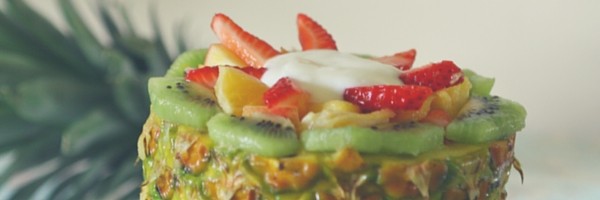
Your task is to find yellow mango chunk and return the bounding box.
[204,43,247,67]
[431,78,472,117]
[214,67,269,116]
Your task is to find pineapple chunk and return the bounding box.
[214,67,269,116]
[302,108,395,129]
[431,78,472,117]
[393,96,434,122]
[204,43,247,66]
[322,100,360,113]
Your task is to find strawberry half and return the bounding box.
[373,49,417,71]
[185,66,266,88]
[399,60,464,91]
[297,13,337,51]
[263,77,311,116]
[211,13,279,68]
[185,67,219,88]
[343,85,433,112]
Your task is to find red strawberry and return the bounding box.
[185,67,219,88]
[211,13,279,68]
[185,66,266,88]
[343,85,433,112]
[373,49,416,70]
[399,60,464,91]
[297,13,337,51]
[239,67,267,79]
[263,77,311,116]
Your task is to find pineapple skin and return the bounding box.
[138,114,516,200]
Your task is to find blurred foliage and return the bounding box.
[0,0,189,199]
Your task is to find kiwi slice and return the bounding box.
[463,69,495,96]
[302,123,444,156]
[302,126,382,153]
[148,77,220,130]
[164,49,208,77]
[379,122,445,156]
[446,96,526,143]
[206,113,300,157]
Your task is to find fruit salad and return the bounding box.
[138,13,527,200]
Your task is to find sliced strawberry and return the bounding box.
[373,49,417,70]
[297,13,337,51]
[343,85,433,112]
[185,67,219,88]
[263,77,311,116]
[211,13,279,68]
[239,67,267,79]
[185,66,266,88]
[399,60,464,91]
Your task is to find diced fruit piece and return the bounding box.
[463,69,495,96]
[393,96,433,122]
[430,77,472,117]
[214,67,269,116]
[242,105,301,131]
[204,43,247,67]
[301,109,395,129]
[421,109,452,127]
[185,66,266,88]
[211,13,279,68]
[332,147,365,172]
[148,77,219,131]
[165,49,208,77]
[250,155,320,191]
[322,100,360,113]
[264,77,311,116]
[446,96,527,143]
[373,49,417,70]
[185,66,219,88]
[302,120,444,155]
[297,13,337,50]
[343,85,433,112]
[207,113,300,157]
[399,60,464,91]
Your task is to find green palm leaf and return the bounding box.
[0,0,192,198]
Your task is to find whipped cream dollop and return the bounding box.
[261,50,403,103]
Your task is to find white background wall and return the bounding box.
[24,0,600,199]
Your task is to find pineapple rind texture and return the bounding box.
[139,115,515,200]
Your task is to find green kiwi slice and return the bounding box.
[206,113,300,157]
[164,49,208,77]
[301,126,382,153]
[379,122,445,156]
[446,96,526,143]
[463,69,495,96]
[302,122,444,156]
[148,77,220,131]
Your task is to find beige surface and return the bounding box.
[26,0,600,199]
